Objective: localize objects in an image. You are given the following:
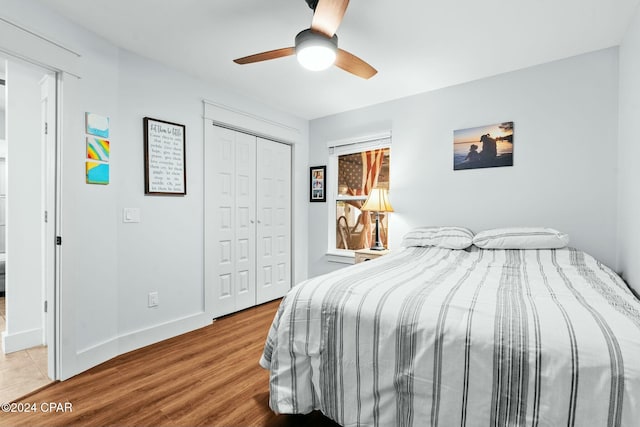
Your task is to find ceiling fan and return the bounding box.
[233,0,377,79]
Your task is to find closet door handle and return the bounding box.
[250,220,255,224]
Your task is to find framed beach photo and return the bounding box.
[453,121,514,170]
[310,165,326,202]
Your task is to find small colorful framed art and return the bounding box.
[310,165,326,202]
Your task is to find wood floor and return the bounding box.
[2,299,340,427]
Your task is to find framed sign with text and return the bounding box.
[143,117,186,195]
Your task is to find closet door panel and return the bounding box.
[256,138,291,304]
[205,126,234,318]
[234,133,257,311]
[205,125,256,318]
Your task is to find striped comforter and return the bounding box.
[260,247,640,427]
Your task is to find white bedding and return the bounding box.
[260,247,640,426]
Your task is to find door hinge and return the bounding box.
[56,236,62,245]
[45,122,48,135]
[44,210,48,223]
[44,300,48,313]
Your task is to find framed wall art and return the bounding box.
[143,117,186,195]
[310,165,326,202]
[453,121,514,170]
[86,137,110,161]
[86,161,109,185]
[85,113,111,185]
[86,112,110,138]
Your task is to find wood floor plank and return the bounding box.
[1,300,339,427]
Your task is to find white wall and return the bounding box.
[0,61,5,139]
[2,59,45,352]
[0,0,308,379]
[113,51,309,341]
[617,6,640,294]
[115,50,205,340]
[309,48,620,277]
[0,85,5,139]
[0,111,5,139]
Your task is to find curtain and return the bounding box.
[352,149,385,248]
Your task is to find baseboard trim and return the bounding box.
[117,311,211,355]
[68,312,210,380]
[2,327,43,353]
[71,337,119,379]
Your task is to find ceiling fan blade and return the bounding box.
[311,0,349,38]
[233,47,295,65]
[335,49,377,79]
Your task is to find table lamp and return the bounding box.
[361,188,394,250]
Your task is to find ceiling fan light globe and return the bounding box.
[295,29,338,71]
[297,45,336,71]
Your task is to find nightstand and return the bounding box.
[354,248,389,264]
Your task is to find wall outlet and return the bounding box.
[148,292,159,308]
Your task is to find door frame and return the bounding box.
[39,72,58,380]
[0,55,59,379]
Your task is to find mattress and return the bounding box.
[260,246,640,427]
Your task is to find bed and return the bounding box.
[260,227,640,427]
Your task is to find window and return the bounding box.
[327,135,391,256]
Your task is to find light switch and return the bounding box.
[123,208,141,223]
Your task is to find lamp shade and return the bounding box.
[361,188,394,213]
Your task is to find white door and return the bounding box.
[234,132,257,311]
[256,138,291,304]
[205,125,256,318]
[40,73,56,379]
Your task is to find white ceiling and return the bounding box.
[39,0,639,120]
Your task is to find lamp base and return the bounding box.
[369,211,385,251]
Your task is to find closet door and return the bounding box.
[256,138,292,304]
[205,126,256,318]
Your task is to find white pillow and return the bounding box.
[401,226,474,250]
[472,227,569,249]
